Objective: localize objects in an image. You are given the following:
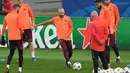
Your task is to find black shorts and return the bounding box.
[24,29,32,42]
[106,33,116,46]
[58,39,72,51]
[9,40,23,50]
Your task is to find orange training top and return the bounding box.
[18,3,34,29]
[37,15,73,40]
[99,6,111,28]
[2,11,23,40]
[106,3,120,34]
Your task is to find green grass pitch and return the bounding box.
[0,48,129,73]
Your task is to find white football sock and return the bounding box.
[117,56,120,59]
[31,51,35,58]
[19,67,22,72]
[6,65,10,69]
[67,61,71,64]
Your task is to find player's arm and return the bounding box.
[28,5,34,26]
[103,27,108,41]
[17,16,23,34]
[67,17,73,36]
[105,9,111,27]
[114,5,120,29]
[2,18,7,37]
[1,18,7,45]
[91,23,101,43]
[35,18,54,27]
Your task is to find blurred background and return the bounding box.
[0,0,130,17]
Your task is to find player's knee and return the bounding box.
[10,50,15,55]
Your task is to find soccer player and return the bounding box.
[104,0,121,64]
[17,0,36,61]
[94,0,111,67]
[35,8,74,68]
[1,4,23,73]
[3,0,14,14]
[90,11,108,73]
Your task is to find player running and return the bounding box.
[1,4,23,73]
[35,8,74,68]
[104,0,121,64]
[90,11,108,73]
[17,0,36,61]
[94,0,111,67]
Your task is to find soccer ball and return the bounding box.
[100,69,106,73]
[114,67,123,73]
[123,67,130,73]
[73,62,82,70]
[106,68,114,73]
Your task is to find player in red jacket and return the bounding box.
[90,11,108,73]
[3,0,13,14]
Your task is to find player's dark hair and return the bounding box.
[94,0,102,3]
[13,4,21,9]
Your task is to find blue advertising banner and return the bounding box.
[62,0,130,17]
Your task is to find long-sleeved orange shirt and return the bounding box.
[18,3,34,30]
[99,6,111,29]
[36,15,73,40]
[2,11,23,40]
[106,3,120,34]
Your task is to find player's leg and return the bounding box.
[91,50,99,73]
[5,41,16,73]
[99,51,108,70]
[0,2,2,14]
[24,29,36,61]
[66,40,73,59]
[16,40,23,73]
[59,39,71,68]
[105,46,110,67]
[111,33,120,64]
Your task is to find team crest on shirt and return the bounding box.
[23,8,26,11]
[64,19,67,22]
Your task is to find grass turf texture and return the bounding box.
[0,48,129,73]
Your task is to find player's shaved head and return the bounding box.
[91,11,98,19]
[17,0,23,4]
[104,0,111,6]
[58,8,65,18]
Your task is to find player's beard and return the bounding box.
[17,10,19,13]
[98,5,102,10]
[106,3,110,6]
[59,15,65,18]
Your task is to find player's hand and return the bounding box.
[31,26,34,30]
[66,34,70,38]
[100,40,105,45]
[0,36,6,46]
[34,24,39,28]
[22,33,27,43]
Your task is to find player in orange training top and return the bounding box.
[1,4,23,73]
[17,0,36,61]
[104,0,121,64]
[35,8,74,68]
[94,0,111,68]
